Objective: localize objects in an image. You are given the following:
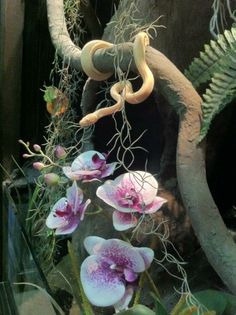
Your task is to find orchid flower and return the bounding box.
[96,171,167,231]
[63,150,117,182]
[46,181,91,235]
[80,236,154,312]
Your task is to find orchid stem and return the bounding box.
[144,270,161,300]
[67,241,94,315]
[133,272,145,306]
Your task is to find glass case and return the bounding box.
[1,174,58,315]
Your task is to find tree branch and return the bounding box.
[46,0,82,68]
[46,0,236,294]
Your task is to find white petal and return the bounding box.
[113,286,134,312]
[113,211,138,231]
[71,150,105,171]
[84,236,105,255]
[136,247,154,269]
[55,216,79,235]
[145,196,167,214]
[66,181,83,208]
[46,211,67,229]
[46,197,68,229]
[96,181,118,209]
[81,255,125,307]
[62,166,81,180]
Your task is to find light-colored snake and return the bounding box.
[79,32,154,127]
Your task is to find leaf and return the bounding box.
[198,60,236,141]
[221,292,236,315]
[150,292,168,315]
[116,304,156,315]
[185,26,236,88]
[175,290,227,315]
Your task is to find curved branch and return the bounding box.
[147,47,236,294]
[46,0,236,294]
[46,0,82,69]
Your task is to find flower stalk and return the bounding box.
[67,241,94,315]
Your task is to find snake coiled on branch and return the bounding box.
[79,32,154,127]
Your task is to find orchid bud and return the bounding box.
[44,173,60,186]
[55,145,67,159]
[23,153,31,158]
[33,162,46,171]
[33,144,41,152]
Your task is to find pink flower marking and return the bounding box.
[63,150,117,182]
[96,171,167,231]
[46,181,91,235]
[81,237,154,311]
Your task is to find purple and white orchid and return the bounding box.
[63,150,117,182]
[80,236,154,311]
[96,171,167,231]
[46,181,91,235]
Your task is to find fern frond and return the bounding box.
[185,26,236,88]
[199,60,236,141]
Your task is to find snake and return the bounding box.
[79,32,154,127]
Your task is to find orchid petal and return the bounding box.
[62,166,80,180]
[119,171,158,205]
[136,247,154,269]
[96,182,120,209]
[113,286,134,312]
[46,212,68,231]
[66,181,83,209]
[79,199,91,220]
[99,239,146,273]
[46,197,69,229]
[55,216,79,235]
[100,163,117,178]
[71,151,105,171]
[81,255,125,307]
[63,166,101,180]
[84,236,106,255]
[144,196,167,214]
[113,211,138,231]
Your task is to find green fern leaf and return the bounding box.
[199,65,236,141]
[185,27,236,88]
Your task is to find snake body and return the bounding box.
[79,32,154,127]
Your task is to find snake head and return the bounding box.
[79,113,99,127]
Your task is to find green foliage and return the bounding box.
[185,27,236,88]
[174,290,236,315]
[117,304,156,315]
[185,26,236,141]
[150,293,168,315]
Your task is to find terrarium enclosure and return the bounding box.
[1,0,236,314]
